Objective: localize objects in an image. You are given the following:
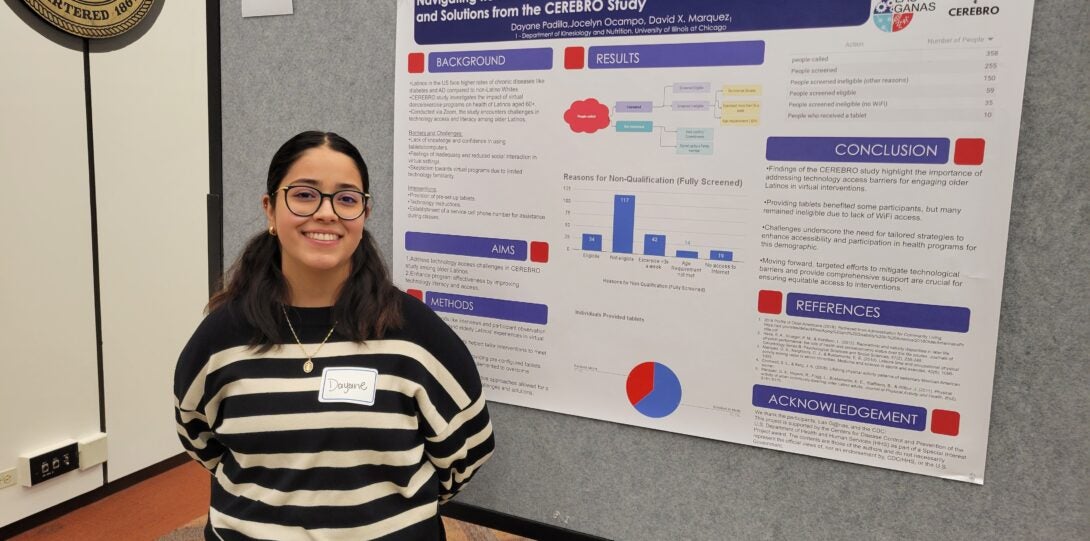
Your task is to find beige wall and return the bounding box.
[0,1,208,527]
[91,0,209,482]
[0,6,103,527]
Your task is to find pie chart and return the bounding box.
[626,361,682,418]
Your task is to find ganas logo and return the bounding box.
[873,0,937,32]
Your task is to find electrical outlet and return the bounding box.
[0,468,16,489]
[17,441,80,487]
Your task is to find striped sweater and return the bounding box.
[174,292,494,540]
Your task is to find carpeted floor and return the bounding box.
[156,515,531,541]
[155,516,205,541]
[11,461,530,541]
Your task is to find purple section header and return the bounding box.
[766,137,951,164]
[589,41,764,69]
[426,291,548,325]
[615,101,654,113]
[786,293,970,333]
[429,47,552,73]
[753,385,927,431]
[405,231,527,261]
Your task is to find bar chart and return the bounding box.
[571,190,745,262]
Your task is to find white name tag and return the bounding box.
[319,367,378,406]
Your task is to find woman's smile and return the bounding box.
[302,230,343,243]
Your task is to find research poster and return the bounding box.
[392,0,1033,483]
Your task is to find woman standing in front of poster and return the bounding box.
[174,131,494,540]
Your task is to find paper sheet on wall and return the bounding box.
[241,0,293,18]
[392,0,1034,483]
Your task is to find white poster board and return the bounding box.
[393,0,1034,483]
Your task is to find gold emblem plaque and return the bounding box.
[22,0,155,39]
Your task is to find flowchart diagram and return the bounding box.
[563,82,762,154]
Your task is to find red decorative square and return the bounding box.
[564,47,585,70]
[953,138,986,165]
[757,290,783,314]
[530,241,549,263]
[407,288,424,300]
[931,409,961,436]
[408,52,425,74]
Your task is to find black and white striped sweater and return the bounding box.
[174,292,494,540]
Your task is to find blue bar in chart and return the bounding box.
[644,234,666,256]
[582,234,603,251]
[613,195,635,253]
[578,193,739,261]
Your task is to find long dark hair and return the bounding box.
[209,131,402,349]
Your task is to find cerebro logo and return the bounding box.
[873,0,937,32]
[949,0,1000,17]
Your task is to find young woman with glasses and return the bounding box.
[174,131,494,540]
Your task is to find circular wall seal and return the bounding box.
[22,0,155,39]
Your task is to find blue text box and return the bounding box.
[616,121,654,133]
[677,142,713,155]
[753,385,927,431]
[406,232,527,261]
[678,128,714,142]
[766,137,950,164]
[786,293,970,333]
[426,291,548,325]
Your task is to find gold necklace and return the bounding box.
[281,306,337,374]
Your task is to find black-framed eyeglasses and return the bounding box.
[274,186,371,220]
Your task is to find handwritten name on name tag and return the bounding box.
[319,367,378,406]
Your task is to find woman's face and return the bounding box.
[263,145,367,279]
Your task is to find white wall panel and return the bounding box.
[90,1,209,481]
[0,6,104,528]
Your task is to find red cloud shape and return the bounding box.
[564,98,610,133]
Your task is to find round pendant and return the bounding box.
[303,359,314,373]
